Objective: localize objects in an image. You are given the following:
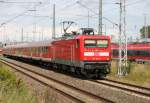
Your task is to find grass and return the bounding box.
[0,63,38,103]
[108,61,150,88]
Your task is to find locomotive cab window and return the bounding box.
[97,40,108,48]
[84,40,96,48]
[84,39,108,48]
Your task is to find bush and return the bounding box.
[0,64,38,103]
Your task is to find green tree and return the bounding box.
[140,25,150,38]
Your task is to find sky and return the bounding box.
[0,0,150,43]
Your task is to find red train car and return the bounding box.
[3,29,111,78]
[127,43,150,62]
[111,42,150,62]
[111,43,119,59]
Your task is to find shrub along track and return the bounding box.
[0,58,114,103]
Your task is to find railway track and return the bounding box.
[91,79,150,99]
[0,58,114,103]
[1,57,150,103]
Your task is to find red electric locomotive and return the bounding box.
[3,28,111,78]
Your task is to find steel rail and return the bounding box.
[104,78,150,91]
[91,79,150,98]
[0,58,114,103]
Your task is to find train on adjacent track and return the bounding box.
[2,28,111,78]
[111,42,150,63]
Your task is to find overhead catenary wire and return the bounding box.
[76,1,118,26]
[103,0,148,15]
[0,1,42,4]
[0,2,43,28]
[0,11,28,28]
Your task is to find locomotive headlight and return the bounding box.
[84,52,94,56]
[99,52,109,56]
[84,52,109,56]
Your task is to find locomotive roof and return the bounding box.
[60,31,110,38]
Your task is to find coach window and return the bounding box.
[127,50,131,56]
[139,50,143,56]
[136,51,138,56]
[43,47,45,53]
[130,50,136,56]
[39,47,42,53]
[129,50,135,56]
[146,50,149,56]
[45,47,47,53]
[30,48,32,53]
[41,47,43,53]
[44,47,46,53]
[143,50,147,56]
[42,47,43,53]
[36,47,39,54]
[148,51,150,56]
[32,48,34,54]
[34,48,36,53]
[144,50,149,56]
[113,49,118,56]
[31,48,33,53]
[36,48,37,53]
[34,48,36,54]
[143,50,146,56]
[29,48,31,53]
[33,48,35,54]
[97,40,108,48]
[42,47,44,53]
[40,47,42,53]
[33,48,35,53]
[128,50,132,56]
[39,47,41,54]
[46,47,48,53]
[76,40,79,48]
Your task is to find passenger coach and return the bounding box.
[111,42,150,63]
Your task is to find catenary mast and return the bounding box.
[98,0,102,35]
[118,0,128,76]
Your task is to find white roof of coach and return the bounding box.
[4,40,53,49]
